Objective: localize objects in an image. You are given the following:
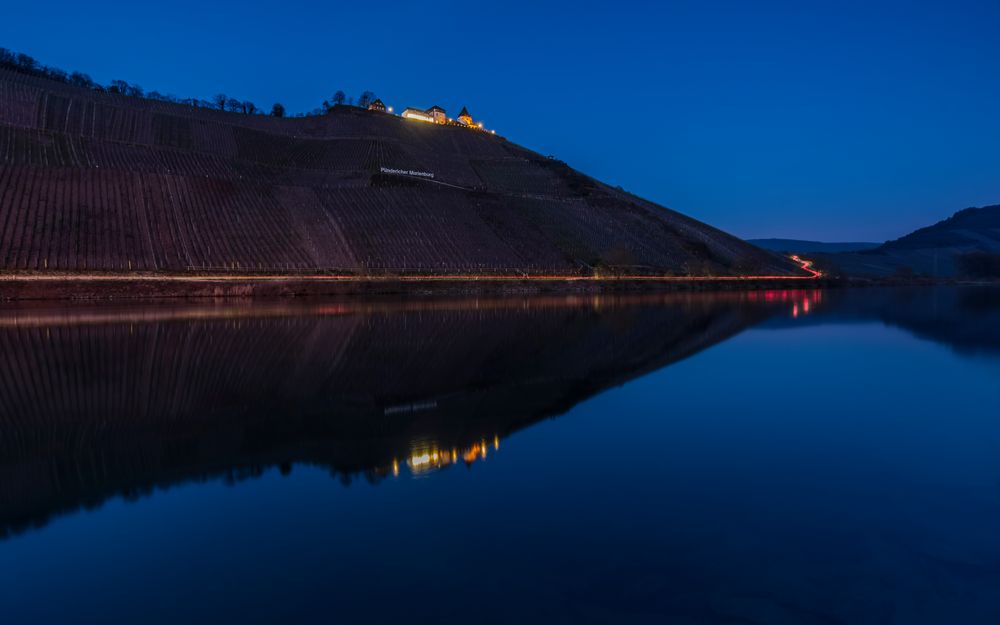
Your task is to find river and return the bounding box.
[1,287,998,624]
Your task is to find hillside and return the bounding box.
[818,205,1000,278]
[749,239,880,253]
[0,67,798,281]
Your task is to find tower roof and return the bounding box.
[458,106,472,119]
[427,105,446,113]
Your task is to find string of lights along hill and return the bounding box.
[0,65,817,291]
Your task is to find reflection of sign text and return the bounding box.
[381,167,434,179]
[384,400,438,415]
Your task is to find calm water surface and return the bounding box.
[1,287,999,624]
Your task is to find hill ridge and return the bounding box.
[875,204,1000,253]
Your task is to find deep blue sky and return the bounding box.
[3,0,999,241]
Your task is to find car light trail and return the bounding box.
[788,255,822,278]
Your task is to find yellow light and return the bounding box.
[411,453,431,466]
[388,106,393,113]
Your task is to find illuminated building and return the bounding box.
[401,103,494,134]
[368,98,387,112]
[401,107,435,123]
[402,105,447,124]
[427,105,447,124]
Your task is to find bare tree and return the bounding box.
[14,53,37,71]
[225,98,241,112]
[332,90,345,106]
[358,91,376,109]
[213,93,228,110]
[69,72,95,89]
[270,103,286,117]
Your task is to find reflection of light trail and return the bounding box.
[0,289,822,329]
[742,289,825,305]
[0,257,823,283]
[790,289,823,318]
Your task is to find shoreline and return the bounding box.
[1,272,987,302]
[0,273,834,301]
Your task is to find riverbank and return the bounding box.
[0,273,836,301]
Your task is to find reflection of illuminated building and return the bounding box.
[399,436,500,475]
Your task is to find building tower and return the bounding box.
[457,107,473,126]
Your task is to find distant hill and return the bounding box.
[817,205,1000,278]
[879,205,1000,253]
[749,239,880,253]
[0,65,797,279]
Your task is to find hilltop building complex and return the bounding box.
[395,103,490,132]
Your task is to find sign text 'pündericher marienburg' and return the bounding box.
[380,167,434,179]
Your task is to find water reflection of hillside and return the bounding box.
[0,293,791,538]
[3,287,998,538]
[760,286,1000,354]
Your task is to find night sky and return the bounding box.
[3,0,998,241]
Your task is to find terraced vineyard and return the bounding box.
[0,67,797,277]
